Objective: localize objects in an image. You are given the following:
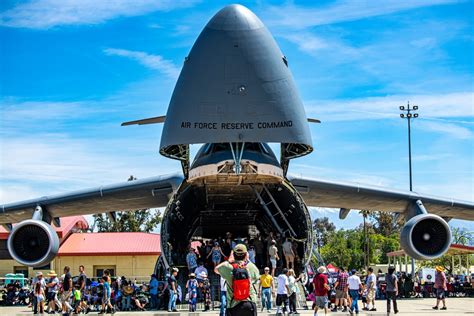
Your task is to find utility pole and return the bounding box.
[399,102,419,276]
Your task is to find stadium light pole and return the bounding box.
[399,101,419,276]
[399,102,419,191]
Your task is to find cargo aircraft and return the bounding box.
[1,5,473,272]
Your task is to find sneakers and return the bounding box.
[331,307,338,312]
[370,308,377,311]
[432,306,439,310]
[440,307,447,310]
[342,307,348,312]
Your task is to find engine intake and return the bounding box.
[400,214,451,260]
[7,220,59,267]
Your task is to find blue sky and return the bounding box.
[1,0,473,232]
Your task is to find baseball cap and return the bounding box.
[233,244,247,254]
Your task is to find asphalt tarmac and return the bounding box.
[1,298,473,315]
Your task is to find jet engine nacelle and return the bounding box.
[7,220,59,267]
[400,214,451,260]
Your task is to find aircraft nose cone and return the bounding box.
[206,4,264,31]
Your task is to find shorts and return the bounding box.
[270,258,277,268]
[60,292,71,302]
[103,296,111,305]
[315,296,328,309]
[46,291,56,301]
[367,288,376,301]
[284,254,294,261]
[276,294,288,306]
[335,289,347,299]
[436,289,446,299]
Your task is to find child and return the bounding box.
[361,284,368,311]
[99,276,115,314]
[34,282,45,314]
[73,285,82,314]
[186,273,198,312]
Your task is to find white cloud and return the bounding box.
[305,92,474,122]
[264,0,460,29]
[103,48,180,80]
[416,120,473,139]
[0,0,200,29]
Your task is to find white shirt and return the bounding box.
[348,275,362,290]
[366,274,377,289]
[277,274,289,295]
[288,275,298,294]
[220,276,227,292]
[32,277,46,290]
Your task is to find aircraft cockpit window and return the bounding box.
[260,143,270,155]
[202,143,213,155]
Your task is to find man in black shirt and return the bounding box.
[61,266,73,315]
[77,265,89,313]
[167,268,179,312]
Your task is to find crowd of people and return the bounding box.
[184,232,302,278]
[8,234,469,315]
[28,266,163,315]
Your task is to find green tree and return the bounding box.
[313,217,336,250]
[90,176,162,233]
[369,211,401,236]
[91,209,162,233]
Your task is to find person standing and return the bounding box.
[77,265,89,313]
[313,266,330,316]
[186,248,198,273]
[186,273,198,312]
[348,269,362,315]
[269,240,279,277]
[258,267,274,312]
[32,272,46,315]
[34,281,46,314]
[216,244,260,316]
[282,238,295,269]
[288,269,301,314]
[99,275,115,314]
[45,270,61,314]
[167,267,179,312]
[248,246,256,264]
[149,274,159,310]
[433,266,448,310]
[201,273,212,312]
[276,268,290,315]
[332,267,348,312]
[61,266,74,315]
[207,242,225,268]
[385,266,399,314]
[219,276,227,316]
[254,236,264,269]
[365,267,377,311]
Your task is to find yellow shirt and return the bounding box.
[260,274,273,288]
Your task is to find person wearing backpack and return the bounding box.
[215,244,260,316]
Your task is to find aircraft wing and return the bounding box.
[0,174,183,224]
[288,175,474,220]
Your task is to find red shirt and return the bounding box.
[313,273,328,296]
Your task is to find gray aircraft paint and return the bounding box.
[160,4,312,153]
